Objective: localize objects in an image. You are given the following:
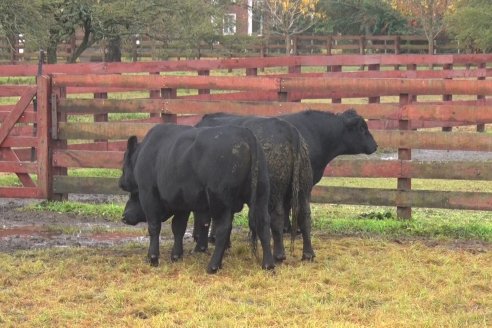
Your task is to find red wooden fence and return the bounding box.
[0,34,453,64]
[1,54,491,219]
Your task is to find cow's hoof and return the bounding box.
[207,265,220,274]
[171,253,182,262]
[274,254,286,263]
[149,255,159,267]
[194,245,208,253]
[301,252,315,262]
[262,262,275,271]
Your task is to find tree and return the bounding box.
[316,0,409,36]
[258,0,321,55]
[0,1,46,60]
[388,0,455,54]
[446,0,492,53]
[38,0,146,63]
[139,0,227,59]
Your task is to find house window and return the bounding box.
[223,13,236,35]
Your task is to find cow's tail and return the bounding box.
[247,131,261,260]
[289,127,302,252]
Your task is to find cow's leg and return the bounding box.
[299,195,315,261]
[208,219,232,249]
[256,211,275,271]
[140,192,165,267]
[171,211,190,262]
[193,211,211,253]
[208,220,217,244]
[283,204,292,234]
[207,210,232,274]
[192,211,200,242]
[146,211,163,267]
[271,203,286,262]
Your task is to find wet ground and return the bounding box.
[0,196,199,253]
[1,196,491,255]
[0,198,133,252]
[1,148,492,253]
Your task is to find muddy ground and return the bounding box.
[0,196,181,253]
[1,195,490,255]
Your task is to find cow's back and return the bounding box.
[198,114,304,207]
[145,125,264,214]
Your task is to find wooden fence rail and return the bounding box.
[1,55,491,219]
[0,34,458,64]
[2,54,492,77]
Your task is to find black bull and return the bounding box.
[118,124,275,273]
[201,109,378,238]
[194,114,315,262]
[280,109,378,186]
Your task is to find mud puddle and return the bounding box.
[0,199,200,253]
[0,224,148,252]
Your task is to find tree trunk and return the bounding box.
[285,34,291,55]
[46,46,57,64]
[7,33,17,64]
[105,36,122,62]
[428,37,435,55]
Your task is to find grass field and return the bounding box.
[1,232,490,327]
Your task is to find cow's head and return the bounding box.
[119,136,139,193]
[119,136,146,225]
[122,192,146,225]
[341,109,378,155]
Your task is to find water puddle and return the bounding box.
[0,225,148,252]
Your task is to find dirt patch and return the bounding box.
[1,198,490,254]
[0,198,153,253]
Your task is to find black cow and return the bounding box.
[279,109,378,185]
[194,114,314,261]
[279,109,378,230]
[119,124,275,273]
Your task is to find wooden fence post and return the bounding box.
[326,35,332,55]
[37,75,53,200]
[198,70,210,95]
[368,64,380,125]
[52,86,68,200]
[359,35,366,55]
[407,64,417,102]
[162,88,178,123]
[149,72,161,119]
[246,67,257,76]
[477,62,486,132]
[93,91,108,147]
[288,63,301,75]
[394,35,400,55]
[278,82,288,102]
[329,65,342,103]
[442,63,453,132]
[398,92,412,219]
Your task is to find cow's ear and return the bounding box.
[341,109,360,128]
[343,114,360,128]
[127,136,138,156]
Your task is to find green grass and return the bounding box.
[0,76,35,85]
[29,200,123,221]
[28,199,492,243]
